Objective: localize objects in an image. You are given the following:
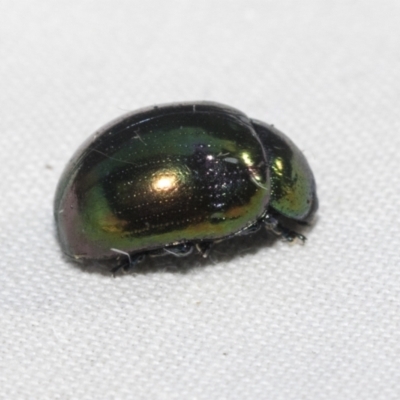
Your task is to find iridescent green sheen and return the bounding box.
[252,120,317,221]
[54,103,269,264]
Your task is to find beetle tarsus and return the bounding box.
[281,229,307,243]
[163,243,194,257]
[263,215,306,243]
[111,253,145,276]
[196,242,213,258]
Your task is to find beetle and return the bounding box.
[54,102,318,273]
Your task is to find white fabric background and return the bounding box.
[1,1,399,399]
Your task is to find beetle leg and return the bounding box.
[163,243,194,257]
[238,222,262,236]
[111,253,146,276]
[195,242,213,258]
[263,215,306,242]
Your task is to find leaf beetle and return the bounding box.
[54,102,318,273]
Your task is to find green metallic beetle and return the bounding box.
[54,102,318,272]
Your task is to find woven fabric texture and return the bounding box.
[1,1,399,399]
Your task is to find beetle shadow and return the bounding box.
[64,218,317,277]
